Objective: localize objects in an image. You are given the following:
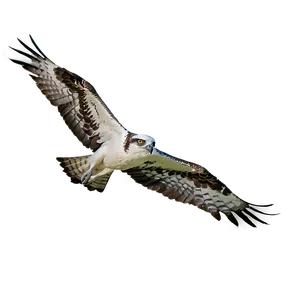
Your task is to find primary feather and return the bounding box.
[124,149,274,227]
[10,36,126,152]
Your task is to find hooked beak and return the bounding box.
[146,144,154,154]
[146,144,157,154]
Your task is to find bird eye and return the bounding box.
[137,139,145,146]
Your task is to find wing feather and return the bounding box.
[124,148,275,227]
[10,36,127,151]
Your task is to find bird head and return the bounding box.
[124,133,156,157]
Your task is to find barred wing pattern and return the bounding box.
[10,36,126,151]
[125,149,273,227]
[56,156,113,192]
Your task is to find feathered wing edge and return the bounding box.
[224,199,274,231]
[121,149,274,231]
[125,172,274,231]
[9,34,128,150]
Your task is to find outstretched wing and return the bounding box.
[10,36,127,151]
[124,148,274,227]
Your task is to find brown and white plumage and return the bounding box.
[56,156,113,192]
[10,35,126,150]
[124,149,273,227]
[10,36,276,227]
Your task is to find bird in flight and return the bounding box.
[10,36,275,227]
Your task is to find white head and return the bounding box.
[124,133,156,158]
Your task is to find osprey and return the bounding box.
[10,36,275,227]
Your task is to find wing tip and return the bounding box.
[223,202,275,232]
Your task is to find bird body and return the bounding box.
[80,133,155,184]
[10,36,276,227]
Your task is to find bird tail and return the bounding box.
[56,153,92,180]
[56,155,113,192]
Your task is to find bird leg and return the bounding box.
[81,149,105,184]
[81,168,93,185]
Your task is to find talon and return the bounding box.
[81,169,92,185]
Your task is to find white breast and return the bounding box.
[101,133,130,169]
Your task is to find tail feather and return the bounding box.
[56,155,112,192]
[56,153,92,180]
[85,172,113,192]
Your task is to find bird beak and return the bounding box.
[146,145,159,155]
[146,144,154,154]
[152,146,159,155]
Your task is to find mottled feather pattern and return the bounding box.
[126,165,225,221]
[56,155,90,181]
[85,172,113,192]
[56,156,112,192]
[10,36,126,151]
[125,152,273,227]
[11,36,276,227]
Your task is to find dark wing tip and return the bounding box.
[223,201,278,227]
[12,34,50,63]
[9,58,23,65]
[28,34,49,62]
[16,36,25,42]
